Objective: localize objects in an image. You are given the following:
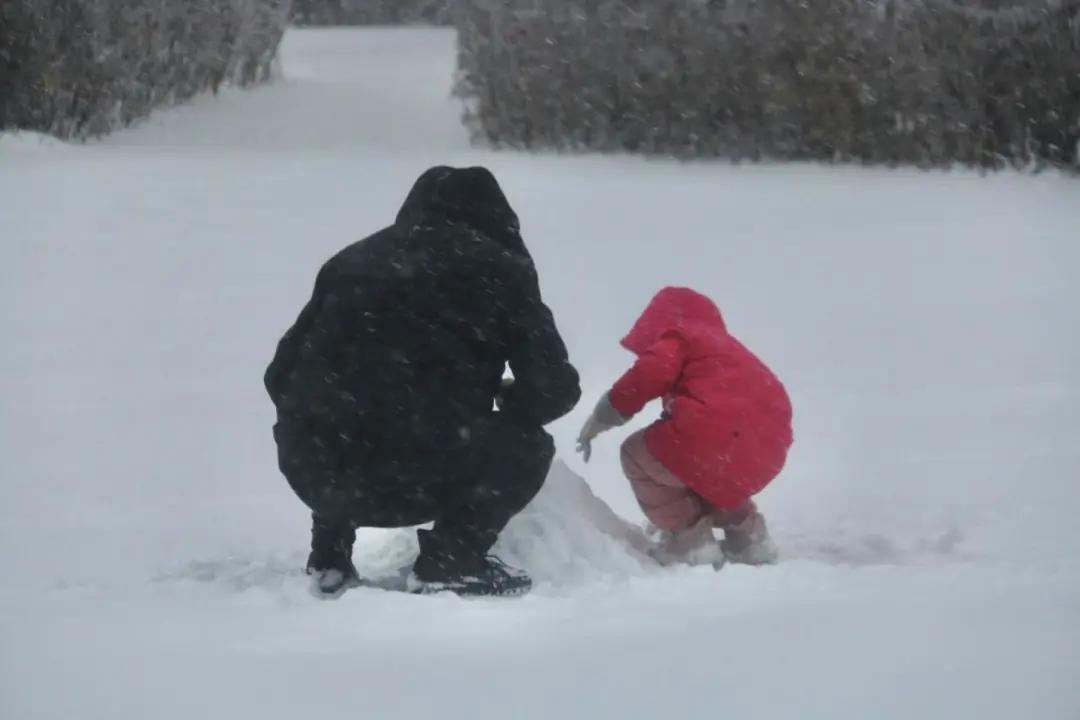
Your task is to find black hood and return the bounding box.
[395,166,528,256]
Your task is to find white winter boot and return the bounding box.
[717,509,779,565]
[647,516,726,567]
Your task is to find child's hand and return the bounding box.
[576,393,628,463]
[576,435,593,463]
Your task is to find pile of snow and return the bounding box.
[352,461,654,590]
[495,461,655,585]
[150,460,656,597]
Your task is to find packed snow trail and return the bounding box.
[2,28,1079,720]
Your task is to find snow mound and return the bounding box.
[494,460,655,585]
[352,460,654,590]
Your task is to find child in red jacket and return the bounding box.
[577,287,793,565]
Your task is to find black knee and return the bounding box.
[511,422,553,461]
[429,421,554,554]
[491,423,553,506]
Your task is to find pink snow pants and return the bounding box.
[620,430,755,531]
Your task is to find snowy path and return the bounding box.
[2,28,1079,719]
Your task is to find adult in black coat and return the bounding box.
[265,166,581,596]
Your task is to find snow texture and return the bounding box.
[1,28,1079,720]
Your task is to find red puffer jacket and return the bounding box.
[609,287,793,510]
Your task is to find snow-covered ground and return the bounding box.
[3,28,1079,719]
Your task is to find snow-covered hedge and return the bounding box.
[0,0,290,139]
[456,0,1080,171]
[291,0,451,26]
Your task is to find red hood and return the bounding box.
[621,287,727,355]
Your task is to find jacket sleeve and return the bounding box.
[608,334,687,418]
[500,265,582,426]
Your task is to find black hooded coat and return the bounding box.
[265,167,581,467]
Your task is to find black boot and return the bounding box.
[306,514,360,595]
[407,529,531,597]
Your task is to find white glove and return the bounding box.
[576,393,627,463]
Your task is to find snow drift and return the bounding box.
[350,460,655,591]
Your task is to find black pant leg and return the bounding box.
[307,511,356,567]
[275,415,442,525]
[275,413,553,556]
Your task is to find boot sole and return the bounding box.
[405,573,531,598]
